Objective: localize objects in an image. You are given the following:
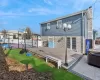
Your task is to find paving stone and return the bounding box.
[72,56,100,80]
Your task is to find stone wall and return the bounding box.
[42,36,82,54]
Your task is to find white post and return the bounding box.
[53,36,55,48]
[46,57,48,63]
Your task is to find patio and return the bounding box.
[28,47,82,65]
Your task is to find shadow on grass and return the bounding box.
[5,49,12,56]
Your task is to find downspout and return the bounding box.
[82,11,85,54]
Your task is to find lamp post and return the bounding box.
[24,31,27,51]
[63,23,72,66]
[8,34,10,48]
[18,31,19,48]
[32,37,33,47]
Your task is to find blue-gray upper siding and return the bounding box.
[41,14,85,36]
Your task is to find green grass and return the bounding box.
[5,49,83,80]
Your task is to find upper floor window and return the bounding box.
[47,23,50,30]
[57,20,62,29]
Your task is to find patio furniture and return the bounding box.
[26,52,32,56]
[19,49,26,54]
[88,51,100,68]
[46,55,62,69]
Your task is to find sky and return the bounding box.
[0,0,100,34]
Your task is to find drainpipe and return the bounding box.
[82,11,85,54]
[32,37,33,47]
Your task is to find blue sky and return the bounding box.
[0,0,100,34]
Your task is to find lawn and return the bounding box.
[5,49,83,80]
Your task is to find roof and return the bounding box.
[40,9,87,25]
[7,30,23,34]
[32,33,41,36]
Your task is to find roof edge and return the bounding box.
[40,9,86,25]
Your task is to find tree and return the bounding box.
[93,29,98,40]
[1,29,7,43]
[25,27,32,39]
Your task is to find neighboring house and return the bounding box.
[0,30,23,43]
[40,7,93,54]
[7,30,23,39]
[32,33,41,40]
[0,30,23,40]
[32,33,42,47]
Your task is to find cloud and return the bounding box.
[0,0,9,7]
[43,0,69,6]
[0,11,36,17]
[28,7,65,15]
[73,0,95,10]
[44,0,53,5]
[0,21,7,24]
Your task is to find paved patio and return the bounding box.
[28,47,82,65]
[71,55,100,80]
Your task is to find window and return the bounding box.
[72,38,76,49]
[13,35,17,39]
[67,37,70,48]
[57,20,62,29]
[47,23,50,30]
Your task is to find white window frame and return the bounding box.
[47,23,50,30]
[57,20,62,29]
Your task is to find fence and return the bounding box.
[1,39,42,48]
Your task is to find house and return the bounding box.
[40,7,93,54]
[0,30,23,43]
[0,30,23,40]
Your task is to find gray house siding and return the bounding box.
[41,14,83,36]
[40,7,93,54]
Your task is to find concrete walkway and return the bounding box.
[71,55,100,80]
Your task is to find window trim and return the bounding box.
[57,20,62,29]
[47,23,50,30]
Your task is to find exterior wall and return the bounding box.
[41,14,82,36]
[41,7,93,40]
[0,31,23,40]
[86,7,93,39]
[42,36,82,54]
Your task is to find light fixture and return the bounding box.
[63,23,72,31]
[67,24,72,30]
[63,23,67,29]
